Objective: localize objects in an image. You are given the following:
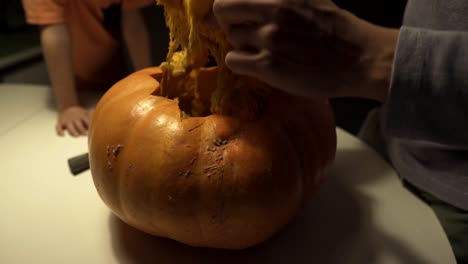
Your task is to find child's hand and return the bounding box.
[56,106,92,137]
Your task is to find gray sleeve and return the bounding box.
[384,26,468,147]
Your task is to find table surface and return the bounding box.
[0,83,457,264]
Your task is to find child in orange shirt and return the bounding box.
[21,0,155,137]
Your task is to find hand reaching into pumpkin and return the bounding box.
[56,106,93,137]
[212,0,399,102]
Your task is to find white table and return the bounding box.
[0,83,456,264]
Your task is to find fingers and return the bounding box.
[82,111,92,125]
[275,4,316,36]
[225,21,316,74]
[225,48,298,83]
[228,22,298,54]
[225,49,271,76]
[56,123,65,137]
[67,122,80,137]
[56,121,86,137]
[58,119,88,137]
[226,48,324,97]
[283,0,338,12]
[73,119,88,136]
[221,3,320,58]
[56,107,91,137]
[227,23,263,51]
[213,0,279,30]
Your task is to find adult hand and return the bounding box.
[213,0,398,101]
[56,106,93,137]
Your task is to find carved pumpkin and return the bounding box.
[88,0,336,249]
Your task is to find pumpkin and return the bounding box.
[88,0,336,249]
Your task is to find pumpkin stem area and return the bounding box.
[154,0,271,121]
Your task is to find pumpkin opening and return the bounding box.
[151,66,219,117]
[154,0,271,121]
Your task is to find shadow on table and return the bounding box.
[108,147,430,264]
[108,180,366,264]
[333,147,395,186]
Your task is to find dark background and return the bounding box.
[0,0,408,135]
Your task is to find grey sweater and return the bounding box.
[383,0,468,210]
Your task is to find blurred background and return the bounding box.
[0,0,407,135]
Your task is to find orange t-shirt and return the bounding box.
[21,0,154,90]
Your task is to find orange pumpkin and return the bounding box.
[88,0,337,249]
[88,66,336,249]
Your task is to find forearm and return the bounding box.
[40,24,78,111]
[384,27,468,146]
[122,8,152,70]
